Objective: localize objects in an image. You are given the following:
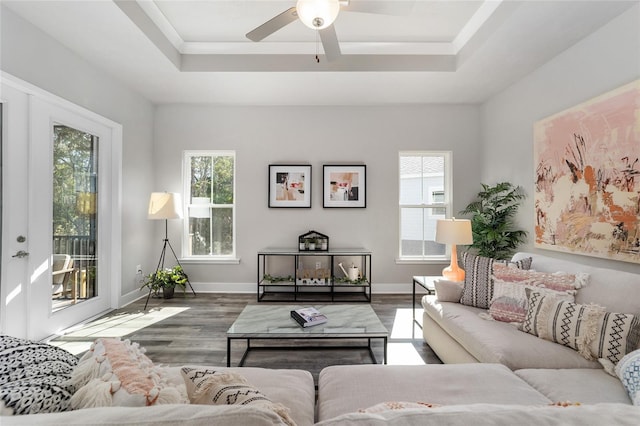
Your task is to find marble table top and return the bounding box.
[227,304,387,338]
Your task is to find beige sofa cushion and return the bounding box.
[180,368,295,426]
[422,295,600,369]
[175,366,315,426]
[515,369,632,404]
[0,404,289,425]
[316,403,640,425]
[316,363,551,421]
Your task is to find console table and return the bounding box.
[257,248,372,302]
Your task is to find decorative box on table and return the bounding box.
[298,230,329,251]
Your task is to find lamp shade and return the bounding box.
[296,0,340,30]
[148,192,182,220]
[435,218,473,245]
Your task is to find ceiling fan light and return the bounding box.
[296,0,340,30]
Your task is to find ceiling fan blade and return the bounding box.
[342,0,415,15]
[246,7,298,41]
[319,25,341,62]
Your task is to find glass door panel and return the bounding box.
[52,124,98,312]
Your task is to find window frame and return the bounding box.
[181,150,238,264]
[397,151,452,264]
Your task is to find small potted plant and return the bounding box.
[141,265,188,299]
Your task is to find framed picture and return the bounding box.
[533,80,639,263]
[268,165,312,208]
[323,164,366,208]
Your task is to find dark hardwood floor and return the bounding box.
[51,293,441,381]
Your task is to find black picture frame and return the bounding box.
[268,164,312,208]
[323,164,366,208]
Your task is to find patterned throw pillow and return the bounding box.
[522,291,640,363]
[521,291,603,358]
[589,312,640,365]
[180,367,295,426]
[487,268,586,324]
[459,253,532,309]
[68,338,188,409]
[0,335,78,415]
[616,349,640,406]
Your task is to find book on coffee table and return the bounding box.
[291,307,328,327]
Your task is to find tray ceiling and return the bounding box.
[2,1,636,105]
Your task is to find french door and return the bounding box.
[1,75,121,341]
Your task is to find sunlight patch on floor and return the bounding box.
[54,306,190,341]
[387,342,425,365]
[390,308,422,339]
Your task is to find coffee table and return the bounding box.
[226,304,388,367]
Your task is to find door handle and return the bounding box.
[12,250,29,258]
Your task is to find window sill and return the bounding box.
[179,257,241,265]
[395,257,448,265]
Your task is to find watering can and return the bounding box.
[338,262,361,281]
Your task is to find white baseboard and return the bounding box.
[118,282,426,309]
[187,282,421,294]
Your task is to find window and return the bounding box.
[183,151,236,260]
[399,151,451,261]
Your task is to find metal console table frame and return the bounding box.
[412,275,437,328]
[257,248,372,302]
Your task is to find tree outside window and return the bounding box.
[184,151,235,258]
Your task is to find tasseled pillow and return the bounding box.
[68,338,188,409]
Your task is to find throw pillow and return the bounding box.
[434,279,464,302]
[487,268,584,324]
[180,367,295,426]
[521,292,640,363]
[616,349,640,406]
[521,290,603,358]
[0,335,78,415]
[69,338,187,409]
[459,253,532,309]
[589,312,640,365]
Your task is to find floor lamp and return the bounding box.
[436,218,473,282]
[144,192,196,310]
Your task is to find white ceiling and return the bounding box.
[3,1,636,105]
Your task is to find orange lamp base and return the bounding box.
[441,244,465,282]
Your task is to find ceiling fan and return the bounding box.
[246,0,414,62]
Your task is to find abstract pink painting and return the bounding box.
[534,80,639,263]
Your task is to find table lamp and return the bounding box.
[435,218,473,282]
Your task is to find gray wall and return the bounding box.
[153,105,481,291]
[481,5,640,274]
[1,6,156,300]
[3,2,637,301]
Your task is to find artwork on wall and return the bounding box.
[268,164,311,208]
[323,164,366,208]
[533,79,639,263]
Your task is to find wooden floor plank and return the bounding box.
[51,293,442,380]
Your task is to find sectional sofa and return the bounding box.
[422,251,640,369]
[2,362,638,425]
[2,252,639,424]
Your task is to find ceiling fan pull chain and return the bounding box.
[315,30,320,63]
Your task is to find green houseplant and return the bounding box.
[459,182,527,260]
[141,265,188,299]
